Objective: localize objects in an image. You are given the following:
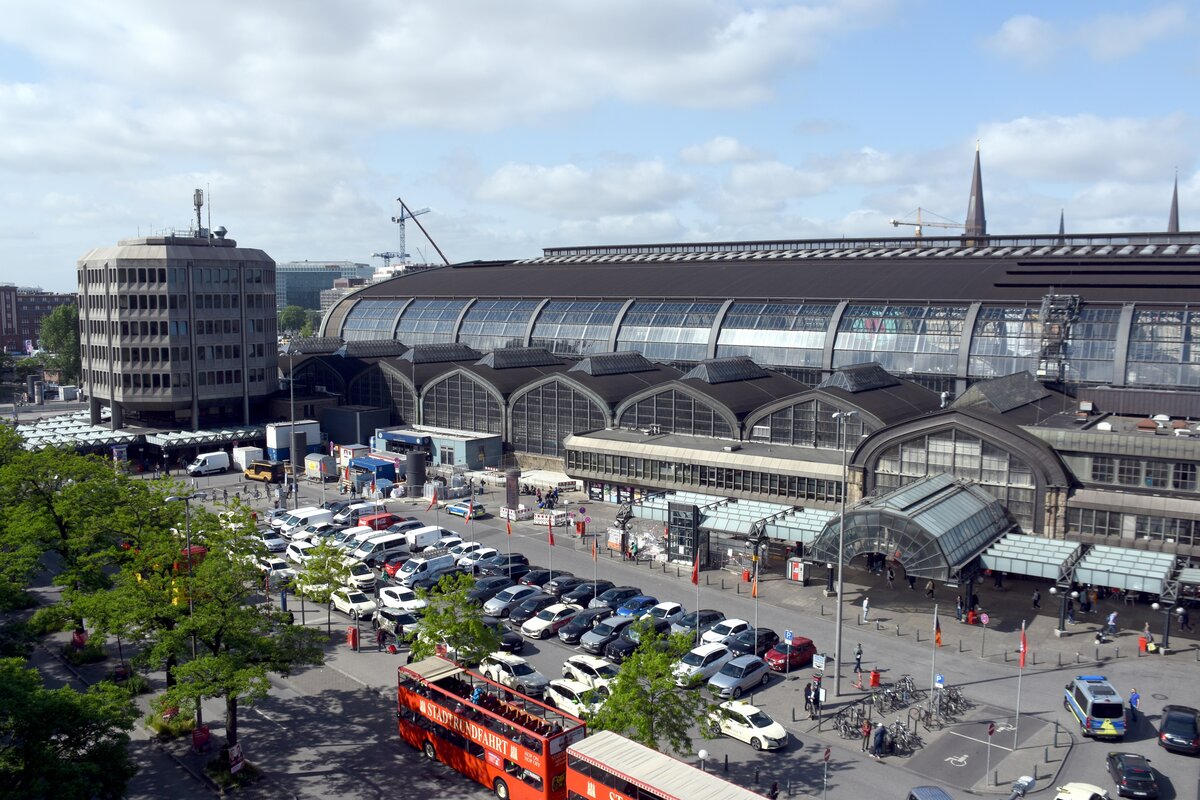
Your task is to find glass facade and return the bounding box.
[347,369,387,407]
[381,368,416,424]
[510,380,606,457]
[422,372,502,434]
[617,389,734,439]
[457,299,540,352]
[615,301,722,363]
[1066,507,1200,548]
[715,302,835,372]
[874,429,1037,531]
[395,299,470,346]
[1088,455,1199,494]
[969,306,1040,380]
[529,301,623,356]
[1125,308,1200,388]
[834,305,967,381]
[1062,307,1121,384]
[747,398,869,449]
[340,299,406,341]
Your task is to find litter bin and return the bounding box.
[347,626,358,650]
[742,569,751,583]
[1138,636,1148,654]
[966,609,977,625]
[787,558,808,585]
[869,669,881,689]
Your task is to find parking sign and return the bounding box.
[784,629,794,643]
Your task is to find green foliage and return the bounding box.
[0,620,35,659]
[297,541,348,604]
[145,702,195,739]
[277,305,307,334]
[61,638,108,666]
[587,619,714,756]
[37,304,81,384]
[409,572,500,665]
[0,657,139,800]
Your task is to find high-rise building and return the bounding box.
[15,288,76,345]
[77,226,278,430]
[275,261,373,311]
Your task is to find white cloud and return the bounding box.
[1079,4,1188,62]
[983,15,1059,68]
[476,161,694,217]
[680,136,761,165]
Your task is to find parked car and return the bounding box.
[477,553,531,580]
[345,560,377,591]
[482,615,525,654]
[561,654,619,693]
[544,575,588,598]
[643,601,686,626]
[284,540,316,564]
[616,595,659,617]
[460,547,500,571]
[764,637,817,671]
[673,643,734,687]
[255,556,296,587]
[520,568,572,589]
[378,585,428,613]
[579,615,636,655]
[1054,784,1109,800]
[728,628,781,658]
[708,701,789,751]
[1156,705,1200,754]
[589,586,642,611]
[466,576,516,605]
[372,608,420,639]
[447,501,487,519]
[671,609,726,641]
[558,607,614,645]
[330,588,378,619]
[546,679,604,718]
[702,618,752,646]
[257,529,288,553]
[707,655,770,699]
[1104,752,1158,799]
[522,603,584,639]
[433,534,463,551]
[382,552,412,577]
[605,618,671,663]
[479,652,549,697]
[483,585,543,618]
[449,540,483,559]
[507,593,557,629]
[562,580,615,606]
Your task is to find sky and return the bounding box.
[0,0,1196,292]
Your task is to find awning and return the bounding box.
[145,427,265,449]
[1073,545,1176,595]
[980,534,1082,582]
[377,430,432,446]
[632,491,835,543]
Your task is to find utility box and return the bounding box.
[231,446,263,472]
[787,557,808,585]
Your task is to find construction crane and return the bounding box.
[888,207,966,238]
[371,251,402,269]
[392,200,430,261]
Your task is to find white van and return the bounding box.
[333,501,379,525]
[271,505,322,532]
[404,526,449,554]
[342,525,382,550]
[187,451,230,476]
[279,508,333,537]
[399,552,459,588]
[351,530,412,563]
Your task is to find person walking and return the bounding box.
[862,596,870,623]
[803,682,813,713]
[1129,687,1140,722]
[1106,610,1119,635]
[1066,599,1076,625]
[766,782,779,800]
[886,566,895,589]
[871,723,887,759]
[810,688,821,720]
[1032,589,1041,609]
[861,719,872,752]
[375,627,386,652]
[924,580,935,599]
[955,595,964,622]
[1179,607,1193,632]
[853,643,863,673]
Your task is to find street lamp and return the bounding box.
[1150,602,1184,652]
[279,348,300,511]
[166,493,204,728]
[1049,586,1079,637]
[831,409,857,699]
[697,749,709,773]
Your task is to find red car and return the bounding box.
[763,636,816,671]
[382,553,410,578]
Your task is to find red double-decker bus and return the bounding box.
[397,656,587,800]
[566,730,767,800]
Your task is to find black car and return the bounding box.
[563,579,615,606]
[507,593,556,628]
[605,619,671,663]
[544,574,588,597]
[557,606,614,645]
[477,554,532,580]
[590,585,642,611]
[482,615,525,654]
[467,576,516,605]
[1157,704,1200,753]
[728,627,781,658]
[579,615,636,655]
[520,568,569,589]
[1105,752,1158,799]
[324,500,352,514]
[671,609,727,642]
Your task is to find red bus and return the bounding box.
[566,729,767,800]
[397,656,587,800]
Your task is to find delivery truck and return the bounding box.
[231,446,263,472]
[304,453,337,482]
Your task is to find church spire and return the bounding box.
[1058,208,1065,236]
[1167,171,1179,233]
[964,141,987,237]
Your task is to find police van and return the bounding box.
[1063,674,1126,738]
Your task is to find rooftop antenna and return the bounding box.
[206,182,212,244]
[193,189,204,235]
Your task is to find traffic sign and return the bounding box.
[934,673,945,688]
[980,613,990,625]
[784,629,794,643]
[823,747,831,763]
[988,721,996,737]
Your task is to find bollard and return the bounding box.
[916,629,921,642]
[959,639,963,653]
[1095,646,1100,661]
[721,578,726,591]
[1076,652,1082,664]
[724,754,729,773]
[858,615,863,626]
[787,779,792,797]
[1057,652,1062,667]
[1004,649,1009,662]
[896,624,901,636]
[737,583,742,595]
[1044,746,1049,763]
[1032,651,1036,666]
[820,603,825,616]
[792,707,798,722]
[876,621,882,631]
[1196,646,1199,662]
[707,574,711,586]
[993,770,998,787]
[675,566,680,578]
[1115,646,1119,659]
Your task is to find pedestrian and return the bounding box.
[861,719,872,752]
[767,782,779,800]
[810,690,821,720]
[924,580,935,599]
[1066,599,1076,625]
[1141,621,1152,640]
[886,566,894,589]
[1032,589,1041,610]
[1129,687,1140,721]
[871,722,886,759]
[375,627,386,652]
[853,643,863,673]
[955,595,964,622]
[907,575,916,590]
[1106,610,1119,635]
[993,570,1004,589]
[1180,607,1193,632]
[803,682,813,712]
[862,596,870,623]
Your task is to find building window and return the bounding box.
[1173,463,1197,491]
[1144,461,1169,489]
[1117,459,1141,487]
[1067,507,1123,538]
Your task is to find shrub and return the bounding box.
[62,638,107,665]
[146,709,196,739]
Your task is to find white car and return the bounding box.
[561,654,619,694]
[449,540,483,559]
[702,617,752,645]
[256,557,297,587]
[708,701,789,751]
[674,642,734,687]
[1053,784,1108,800]
[378,585,428,613]
[521,603,584,639]
[479,652,550,697]
[330,588,378,619]
[257,529,288,553]
[435,534,464,550]
[546,678,605,718]
[643,601,686,626]
[291,522,337,544]
[285,540,317,564]
[461,547,500,570]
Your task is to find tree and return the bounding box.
[296,541,349,635]
[277,305,306,335]
[0,657,139,800]
[38,304,81,385]
[409,572,500,665]
[587,619,714,755]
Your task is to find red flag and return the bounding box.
[465,500,473,522]
[934,611,942,647]
[691,552,699,586]
[548,519,555,548]
[751,573,759,598]
[426,486,438,512]
[506,519,512,537]
[1018,622,1027,668]
[591,541,597,561]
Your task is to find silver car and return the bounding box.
[707,655,771,700]
[579,616,636,655]
[483,584,542,618]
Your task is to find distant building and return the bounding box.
[275,261,372,311]
[0,286,18,352]
[77,225,278,430]
[0,285,76,353]
[319,277,369,312]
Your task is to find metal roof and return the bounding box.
[631,490,835,542]
[1073,544,1176,595]
[144,427,265,449]
[980,534,1082,581]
